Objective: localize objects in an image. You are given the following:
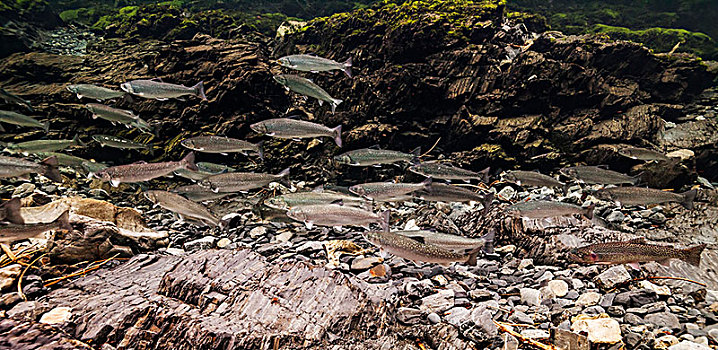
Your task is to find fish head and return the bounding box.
[568,247,600,264]
[348,184,366,197]
[180,138,196,150]
[250,122,267,134]
[120,82,134,93]
[273,75,288,86]
[333,154,352,165]
[264,196,288,210]
[66,85,79,93]
[95,171,112,182]
[286,207,306,221]
[361,231,383,247]
[143,191,159,203]
[560,167,577,178]
[502,171,517,182]
[277,57,291,67]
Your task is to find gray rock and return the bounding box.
[548,280,569,298]
[615,289,658,307]
[624,313,644,326]
[606,210,625,222]
[498,186,517,200]
[472,308,498,336]
[508,311,533,324]
[444,307,470,326]
[520,288,542,306]
[0,264,22,291]
[521,329,550,340]
[420,289,454,313]
[518,258,534,270]
[607,306,625,317]
[503,333,519,350]
[351,256,383,271]
[469,289,493,301]
[645,312,681,331]
[649,212,667,224]
[427,312,441,324]
[599,293,616,308]
[565,290,580,300]
[668,341,711,350]
[405,279,434,297]
[583,306,605,315]
[183,236,217,251]
[594,265,631,290]
[396,307,423,325]
[576,292,601,306]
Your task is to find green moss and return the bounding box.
[590,24,715,57]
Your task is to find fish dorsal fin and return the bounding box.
[596,164,609,169]
[368,144,382,150]
[626,237,646,244]
[132,160,148,165]
[405,235,427,244]
[150,77,164,82]
[330,199,344,206]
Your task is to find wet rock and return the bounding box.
[520,288,542,307]
[638,280,671,296]
[216,237,231,248]
[645,312,681,331]
[576,292,601,307]
[405,279,434,297]
[183,236,217,251]
[396,307,423,325]
[668,341,712,350]
[351,256,383,271]
[656,335,680,349]
[508,311,533,325]
[551,329,590,350]
[571,315,622,344]
[503,333,519,350]
[427,312,441,324]
[521,329,550,340]
[517,258,534,270]
[444,307,470,327]
[548,280,569,298]
[420,289,455,314]
[0,292,22,309]
[0,264,22,291]
[606,211,625,223]
[615,289,659,307]
[624,313,644,326]
[594,265,631,290]
[38,306,72,325]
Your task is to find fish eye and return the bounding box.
[589,252,598,260]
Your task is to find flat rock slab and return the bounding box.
[8,249,405,349]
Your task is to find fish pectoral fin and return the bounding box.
[318,100,324,106]
[220,152,228,156]
[110,179,121,187]
[156,98,169,101]
[659,259,672,266]
[440,262,451,267]
[304,221,314,230]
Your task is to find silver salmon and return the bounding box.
[251,118,342,147]
[277,54,352,77]
[363,231,481,266]
[273,74,343,113]
[120,79,206,101]
[144,190,219,227]
[93,152,197,187]
[594,187,697,209]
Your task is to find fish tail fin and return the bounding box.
[631,172,643,185]
[193,81,207,101]
[584,203,595,220]
[481,229,495,254]
[331,99,342,114]
[410,146,421,163]
[332,125,342,147]
[277,167,291,178]
[182,152,198,171]
[1,198,24,224]
[682,244,706,267]
[56,210,72,231]
[43,121,50,133]
[278,167,291,187]
[482,192,494,215]
[40,156,62,182]
[466,248,481,266]
[420,176,432,188]
[380,210,390,232]
[480,166,491,183]
[256,141,265,161]
[73,134,87,147]
[681,189,697,210]
[342,57,352,78]
[122,93,134,104]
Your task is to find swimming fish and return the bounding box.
[0,110,47,132]
[251,118,342,147]
[569,237,706,269]
[0,155,61,182]
[120,79,206,101]
[92,153,197,187]
[506,200,595,219]
[144,190,220,227]
[67,84,126,101]
[334,147,420,166]
[273,74,343,113]
[287,204,389,230]
[181,136,263,159]
[363,230,482,266]
[277,54,353,77]
[560,166,639,185]
[594,187,696,209]
[200,168,290,193]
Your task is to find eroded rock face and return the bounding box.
[12,250,415,349]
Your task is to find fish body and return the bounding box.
[120,80,207,101]
[81,161,107,174]
[415,183,492,203]
[570,238,706,267]
[0,155,61,182]
[174,168,215,182]
[595,187,696,209]
[503,170,564,187]
[251,118,342,147]
[273,74,343,113]
[0,88,33,111]
[129,117,153,133]
[334,147,419,166]
[93,152,197,187]
[196,162,235,174]
[394,230,494,253]
[200,168,290,193]
[173,184,232,202]
[278,54,353,77]
[349,178,431,201]
[0,198,23,224]
[506,200,594,219]
[85,103,138,125]
[6,135,85,155]
[35,152,90,168]
[67,84,125,101]
[264,191,369,211]
[181,136,263,158]
[409,163,489,182]
[0,211,72,244]
[144,190,219,227]
[0,110,47,131]
[92,134,153,152]
[363,231,480,266]
[618,147,670,162]
[287,204,388,230]
[560,166,639,185]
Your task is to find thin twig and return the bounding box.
[44,254,120,287]
[495,321,558,350]
[18,253,47,301]
[419,137,441,158]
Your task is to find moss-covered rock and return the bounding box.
[589,24,715,58]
